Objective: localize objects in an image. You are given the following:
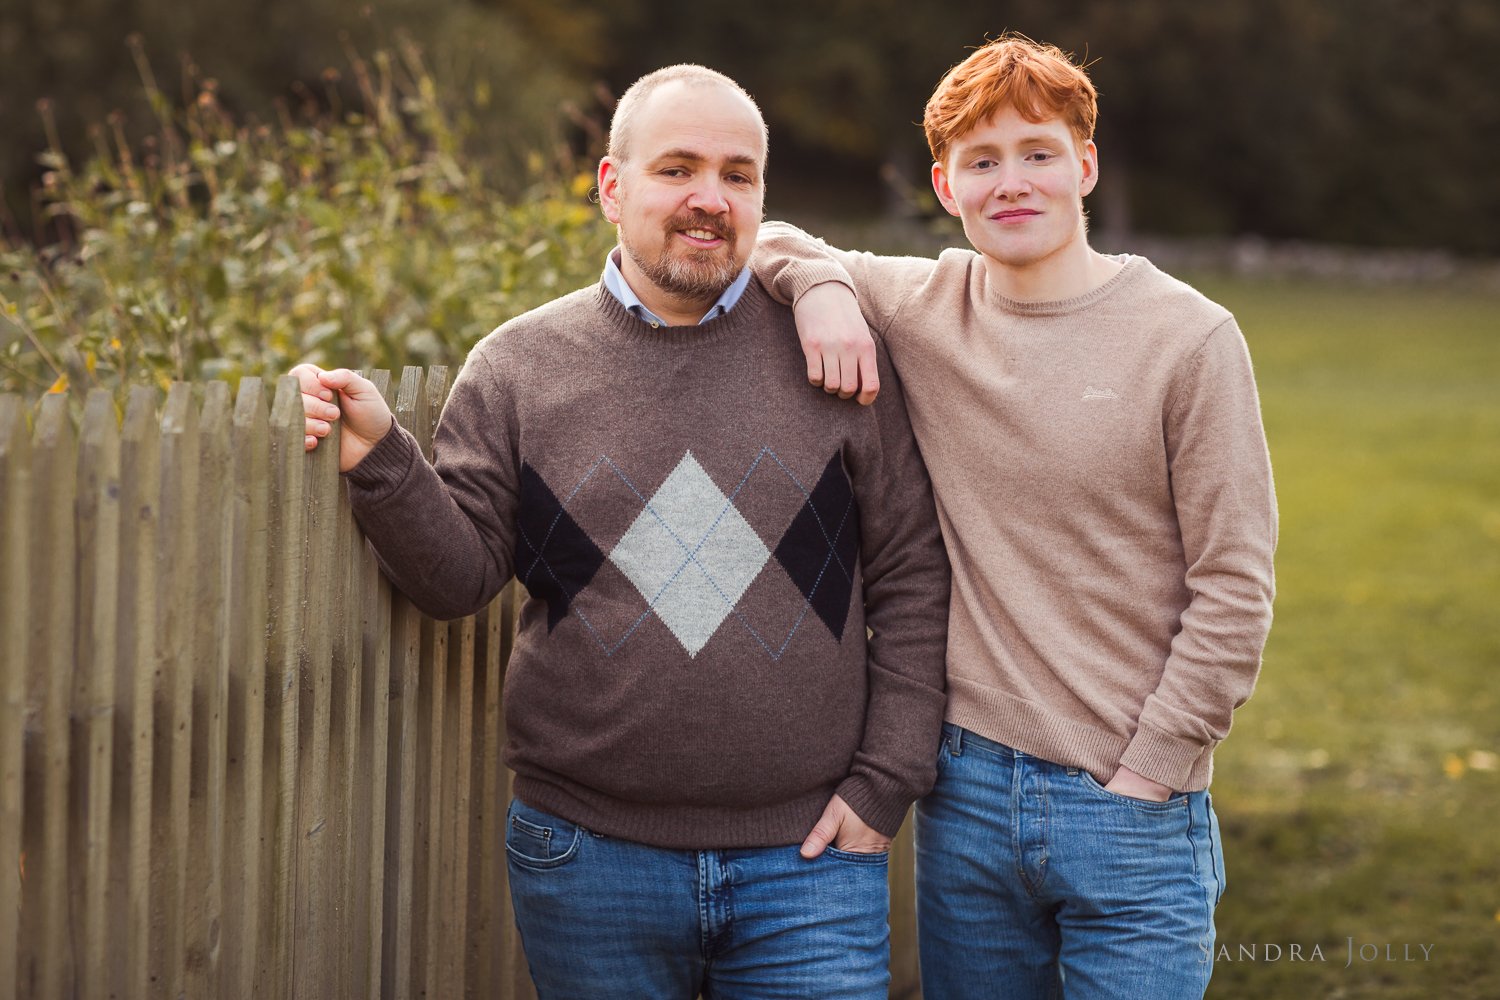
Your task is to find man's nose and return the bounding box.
[685,176,730,214]
[993,162,1029,199]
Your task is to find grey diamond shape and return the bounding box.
[609,452,770,656]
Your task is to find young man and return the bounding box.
[753,34,1277,999]
[293,65,949,998]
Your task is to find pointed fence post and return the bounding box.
[0,395,30,999]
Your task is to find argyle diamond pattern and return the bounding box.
[515,462,606,630]
[773,453,859,640]
[610,452,771,656]
[514,448,858,658]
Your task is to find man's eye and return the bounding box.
[727,173,752,185]
[661,167,688,178]
[972,159,997,170]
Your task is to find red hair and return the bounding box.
[924,34,1098,164]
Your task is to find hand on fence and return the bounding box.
[799,794,891,858]
[292,364,394,472]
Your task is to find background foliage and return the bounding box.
[5,0,1498,252]
[0,38,614,398]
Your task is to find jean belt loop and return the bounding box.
[950,725,964,757]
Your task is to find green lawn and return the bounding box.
[1187,277,1500,999]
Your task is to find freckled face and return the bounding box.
[932,106,1098,273]
[599,81,766,305]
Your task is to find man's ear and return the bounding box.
[931,161,961,218]
[598,157,623,224]
[1079,140,1100,198]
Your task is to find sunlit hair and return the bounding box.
[923,34,1097,165]
[607,64,768,166]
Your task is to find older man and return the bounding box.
[294,65,948,999]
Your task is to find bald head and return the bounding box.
[607,64,769,168]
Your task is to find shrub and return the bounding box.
[0,36,615,402]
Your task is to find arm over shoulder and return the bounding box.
[752,221,938,336]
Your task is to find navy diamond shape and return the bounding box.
[516,462,606,631]
[773,452,859,641]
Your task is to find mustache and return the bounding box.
[666,211,734,243]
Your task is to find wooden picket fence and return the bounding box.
[0,367,920,999]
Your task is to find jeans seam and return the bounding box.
[1187,798,1216,964]
[1011,755,1038,898]
[1207,795,1225,907]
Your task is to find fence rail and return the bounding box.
[0,368,918,999]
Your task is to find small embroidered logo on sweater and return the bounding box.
[1082,386,1119,400]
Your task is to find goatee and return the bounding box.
[622,211,741,301]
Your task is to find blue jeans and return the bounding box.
[504,798,891,999]
[915,724,1224,1000]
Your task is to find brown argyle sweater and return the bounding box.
[344,279,949,848]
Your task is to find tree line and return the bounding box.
[2,0,1495,253]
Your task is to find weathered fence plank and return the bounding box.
[418,364,454,1000]
[383,366,428,1000]
[296,386,340,1000]
[359,368,395,998]
[151,383,199,999]
[74,390,121,1000]
[0,395,29,999]
[225,377,269,1000]
[330,408,361,1000]
[467,598,502,997]
[185,381,231,997]
[261,376,307,1000]
[118,387,160,1000]
[447,615,476,999]
[493,585,536,1000]
[23,395,78,1000]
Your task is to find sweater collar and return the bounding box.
[590,277,778,348]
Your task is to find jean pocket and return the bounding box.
[822,845,890,865]
[934,731,956,779]
[1076,769,1188,813]
[505,800,584,871]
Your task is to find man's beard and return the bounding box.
[621,210,742,301]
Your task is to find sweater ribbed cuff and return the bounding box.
[834,774,912,840]
[1117,721,1211,792]
[777,261,856,306]
[343,416,413,500]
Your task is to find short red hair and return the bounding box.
[924,34,1098,165]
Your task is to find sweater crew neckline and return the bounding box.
[978,254,1146,317]
[590,279,775,348]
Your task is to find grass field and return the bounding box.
[1186,277,1500,999]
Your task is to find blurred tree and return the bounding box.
[483,0,1498,253]
[0,0,588,240]
[4,0,1496,252]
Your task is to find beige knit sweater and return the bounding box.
[753,224,1277,791]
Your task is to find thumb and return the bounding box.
[799,799,844,859]
[317,367,370,398]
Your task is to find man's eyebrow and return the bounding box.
[650,148,761,169]
[955,134,1066,157]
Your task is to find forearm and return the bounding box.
[345,420,514,620]
[837,350,951,833]
[1121,319,1278,788]
[1120,574,1275,788]
[753,221,933,331]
